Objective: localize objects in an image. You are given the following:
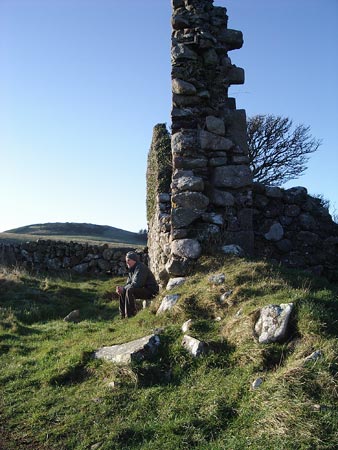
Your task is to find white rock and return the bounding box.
[93,334,160,364]
[255,303,293,344]
[171,239,201,259]
[220,290,233,302]
[166,277,186,290]
[264,223,284,241]
[182,335,206,357]
[156,294,180,315]
[304,350,323,364]
[182,319,193,333]
[208,273,225,285]
[252,377,263,389]
[221,244,244,256]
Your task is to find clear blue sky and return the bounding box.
[1,0,337,233]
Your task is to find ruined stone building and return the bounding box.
[147,0,338,284]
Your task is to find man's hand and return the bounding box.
[116,286,124,295]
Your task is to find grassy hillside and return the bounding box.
[0,222,147,246]
[0,257,337,449]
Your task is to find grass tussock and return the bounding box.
[0,258,337,450]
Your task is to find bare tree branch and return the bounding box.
[247,115,321,185]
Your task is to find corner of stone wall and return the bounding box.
[167,0,253,277]
[146,124,172,284]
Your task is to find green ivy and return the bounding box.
[146,124,172,225]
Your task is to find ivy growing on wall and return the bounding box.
[146,124,172,226]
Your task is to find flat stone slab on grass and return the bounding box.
[182,335,206,357]
[157,294,180,315]
[93,334,160,364]
[254,303,293,344]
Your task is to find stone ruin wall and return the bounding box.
[253,184,338,281]
[0,240,140,276]
[163,0,253,279]
[147,0,338,284]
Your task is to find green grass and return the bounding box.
[0,258,337,450]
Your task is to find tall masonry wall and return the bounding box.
[148,0,253,282]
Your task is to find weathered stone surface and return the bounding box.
[182,319,193,333]
[221,244,244,256]
[284,187,308,204]
[202,212,224,225]
[213,165,252,188]
[208,273,225,285]
[171,239,201,259]
[172,207,202,228]
[172,44,198,61]
[165,257,190,276]
[218,29,243,50]
[254,303,293,344]
[226,66,245,85]
[172,78,197,95]
[299,213,316,231]
[284,204,301,217]
[297,231,319,245]
[200,130,233,151]
[166,277,186,290]
[172,192,209,209]
[266,186,283,199]
[72,263,90,274]
[157,294,180,315]
[172,131,197,153]
[206,116,225,136]
[203,48,218,66]
[276,239,293,253]
[94,334,160,364]
[63,309,80,323]
[209,156,227,167]
[211,189,235,207]
[252,378,263,389]
[193,223,220,240]
[303,350,323,364]
[264,223,284,241]
[174,174,204,192]
[182,335,206,357]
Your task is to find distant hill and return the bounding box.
[0,222,147,247]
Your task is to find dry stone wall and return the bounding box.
[0,240,142,276]
[165,0,253,277]
[253,184,338,281]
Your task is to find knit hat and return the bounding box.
[126,251,140,262]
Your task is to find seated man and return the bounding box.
[115,251,159,318]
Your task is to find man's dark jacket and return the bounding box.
[124,262,159,295]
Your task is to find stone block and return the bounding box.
[206,116,225,136]
[218,29,243,50]
[94,334,160,364]
[200,130,234,151]
[211,189,235,207]
[173,174,204,192]
[172,207,202,228]
[171,43,198,61]
[182,335,206,357]
[157,294,180,314]
[213,165,252,188]
[172,191,209,209]
[171,238,201,259]
[264,223,284,241]
[172,78,197,95]
[227,66,245,85]
[254,303,293,344]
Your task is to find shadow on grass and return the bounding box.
[49,351,93,386]
[0,273,119,325]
